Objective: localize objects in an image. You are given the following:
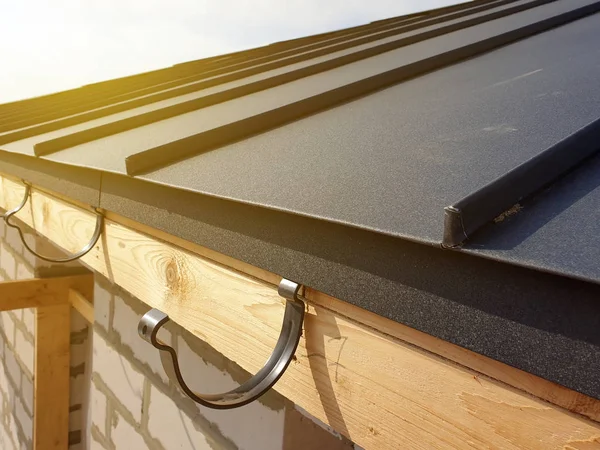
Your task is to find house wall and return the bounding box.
[0,216,355,450]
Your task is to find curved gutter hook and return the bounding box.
[3,183,104,263]
[138,278,305,409]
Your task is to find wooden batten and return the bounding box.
[69,288,94,323]
[1,174,599,449]
[34,303,71,450]
[0,275,92,449]
[0,276,92,311]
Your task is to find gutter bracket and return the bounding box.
[3,182,104,263]
[138,278,305,409]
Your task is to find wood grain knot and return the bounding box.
[164,254,192,299]
[165,258,179,286]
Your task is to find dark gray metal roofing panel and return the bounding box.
[465,153,600,284]
[30,0,598,177]
[1,0,555,163]
[142,11,600,244]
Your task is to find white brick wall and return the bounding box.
[147,385,213,450]
[111,413,147,450]
[112,295,171,383]
[14,329,33,377]
[15,262,34,281]
[93,336,144,423]
[90,382,107,436]
[15,396,31,441]
[20,376,32,415]
[0,312,15,347]
[0,242,16,279]
[178,336,286,450]
[4,347,21,389]
[93,283,111,332]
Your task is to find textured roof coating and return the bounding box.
[2,0,600,399]
[143,12,600,243]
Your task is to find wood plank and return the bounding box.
[68,289,94,323]
[2,174,600,449]
[34,303,71,450]
[307,289,600,425]
[0,276,93,311]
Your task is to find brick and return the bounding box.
[15,328,34,376]
[1,242,17,279]
[0,362,10,398]
[71,312,89,335]
[21,375,33,415]
[71,341,90,369]
[0,311,15,345]
[147,385,212,450]
[70,373,86,407]
[15,396,32,442]
[93,282,112,331]
[113,295,171,383]
[111,413,147,450]
[22,309,34,337]
[4,347,21,388]
[16,261,34,281]
[7,411,20,449]
[69,409,82,432]
[178,337,286,450]
[90,382,108,437]
[4,369,17,410]
[93,334,143,423]
[90,429,108,450]
[5,227,23,256]
[0,426,16,450]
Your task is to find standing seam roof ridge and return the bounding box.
[28,0,537,155]
[443,118,600,247]
[0,0,508,131]
[122,0,600,176]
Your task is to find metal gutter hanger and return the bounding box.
[138,278,305,409]
[3,181,104,263]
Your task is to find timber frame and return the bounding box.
[0,276,93,450]
[0,174,599,449]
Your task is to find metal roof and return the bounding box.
[2,0,600,399]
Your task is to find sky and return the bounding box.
[0,0,459,104]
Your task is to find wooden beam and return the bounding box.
[0,276,93,311]
[34,303,71,450]
[0,274,93,449]
[2,175,600,449]
[68,289,94,323]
